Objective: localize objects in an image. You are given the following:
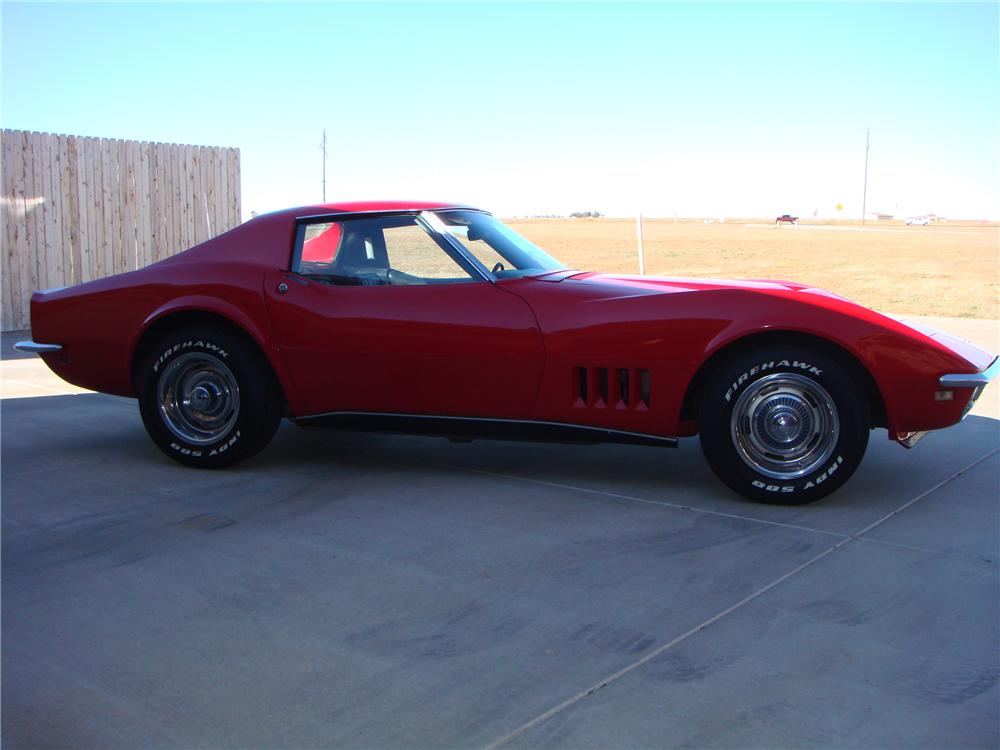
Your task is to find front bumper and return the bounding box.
[939,356,999,389]
[898,356,998,449]
[940,356,999,419]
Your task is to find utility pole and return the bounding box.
[636,212,645,275]
[320,129,328,202]
[861,128,870,226]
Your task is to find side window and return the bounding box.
[293,215,477,286]
[300,223,343,270]
[383,224,475,283]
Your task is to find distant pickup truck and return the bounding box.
[776,214,799,226]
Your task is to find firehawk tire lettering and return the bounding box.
[700,346,869,505]
[725,360,823,402]
[153,341,229,373]
[138,328,280,469]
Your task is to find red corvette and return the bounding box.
[16,201,997,503]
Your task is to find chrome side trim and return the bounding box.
[14,341,62,353]
[293,410,679,448]
[939,356,999,388]
[418,211,494,283]
[295,206,489,223]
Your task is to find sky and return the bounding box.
[2,2,998,220]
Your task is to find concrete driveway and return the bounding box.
[2,318,998,749]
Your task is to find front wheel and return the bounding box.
[699,346,870,504]
[138,327,282,468]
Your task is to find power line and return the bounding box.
[320,129,327,203]
[861,128,870,225]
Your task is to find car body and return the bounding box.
[906,216,931,225]
[776,214,799,226]
[17,201,997,503]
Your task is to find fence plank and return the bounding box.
[148,143,159,261]
[229,148,240,227]
[65,135,83,285]
[187,145,198,247]
[216,147,228,235]
[123,139,136,270]
[211,147,222,238]
[10,133,27,329]
[112,140,122,274]
[55,134,71,286]
[199,145,211,241]
[22,132,37,310]
[96,137,107,280]
[160,141,173,261]
[152,142,166,261]
[168,143,180,257]
[136,142,151,268]
[49,134,64,288]
[113,139,124,274]
[47,133,62,289]
[82,137,96,281]
[192,145,203,244]
[36,133,51,291]
[1,132,18,328]
[76,137,90,283]
[19,132,38,328]
[94,136,108,281]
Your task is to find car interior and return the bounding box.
[297,216,475,286]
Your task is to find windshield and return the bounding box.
[432,210,566,279]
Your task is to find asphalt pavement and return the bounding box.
[2,317,998,749]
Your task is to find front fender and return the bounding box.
[693,290,980,435]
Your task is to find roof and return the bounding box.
[262,200,480,221]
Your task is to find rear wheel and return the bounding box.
[699,346,870,504]
[138,327,282,467]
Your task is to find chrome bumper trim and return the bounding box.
[14,341,63,354]
[939,357,999,388]
[897,431,928,449]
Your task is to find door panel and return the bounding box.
[264,270,545,419]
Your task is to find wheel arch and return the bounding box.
[130,302,296,414]
[679,329,888,431]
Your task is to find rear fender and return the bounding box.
[136,296,305,415]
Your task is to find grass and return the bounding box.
[506,219,1000,319]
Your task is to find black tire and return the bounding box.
[699,345,870,504]
[137,326,282,468]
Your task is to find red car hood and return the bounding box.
[565,271,819,295]
[557,272,995,372]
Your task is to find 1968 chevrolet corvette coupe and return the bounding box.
[17,201,997,503]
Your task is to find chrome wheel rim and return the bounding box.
[157,353,240,445]
[730,373,839,480]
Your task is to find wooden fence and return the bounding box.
[1,129,241,331]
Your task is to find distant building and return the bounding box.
[865,211,894,222]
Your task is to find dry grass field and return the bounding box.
[507,219,999,320]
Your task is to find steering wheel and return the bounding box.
[491,262,505,274]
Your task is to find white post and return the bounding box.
[637,212,645,275]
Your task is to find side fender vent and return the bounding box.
[574,366,650,409]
